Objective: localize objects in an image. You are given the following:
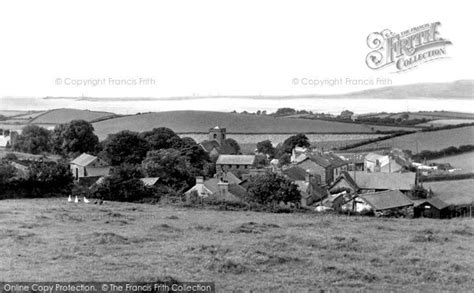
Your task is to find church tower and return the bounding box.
[209,126,226,145]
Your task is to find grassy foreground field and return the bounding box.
[0,199,473,291]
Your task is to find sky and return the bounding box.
[0,0,472,99]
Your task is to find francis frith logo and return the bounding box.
[366,22,452,72]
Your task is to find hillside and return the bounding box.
[92,111,411,140]
[347,126,474,152]
[30,108,116,124]
[336,80,473,100]
[1,198,472,291]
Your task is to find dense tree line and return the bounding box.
[412,145,474,161]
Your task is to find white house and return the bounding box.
[70,153,110,180]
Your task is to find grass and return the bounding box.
[348,125,474,152]
[428,151,474,174]
[424,178,474,206]
[92,111,411,140]
[30,109,115,124]
[418,119,474,127]
[0,198,472,291]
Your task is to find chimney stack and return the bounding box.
[196,176,204,187]
[305,169,311,183]
[218,181,229,196]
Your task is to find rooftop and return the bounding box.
[359,190,413,211]
[353,171,416,191]
[216,155,256,165]
[71,153,98,167]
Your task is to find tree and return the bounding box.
[178,137,210,171]
[0,161,16,185]
[282,133,310,153]
[221,138,241,155]
[101,131,149,166]
[141,149,192,191]
[275,108,296,116]
[278,153,291,167]
[246,173,301,206]
[51,120,99,156]
[140,127,181,150]
[256,140,275,157]
[26,160,74,195]
[13,125,51,154]
[92,164,152,202]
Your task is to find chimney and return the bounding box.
[196,176,204,187]
[218,181,229,196]
[374,159,381,173]
[305,169,311,183]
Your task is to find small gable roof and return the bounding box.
[359,190,413,211]
[365,153,387,163]
[200,140,221,152]
[299,152,348,169]
[414,197,450,210]
[216,155,256,165]
[353,171,416,191]
[283,166,307,181]
[71,153,98,167]
[331,171,359,191]
[140,177,160,187]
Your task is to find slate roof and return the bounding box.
[359,190,413,211]
[216,155,256,165]
[330,171,359,190]
[283,166,308,181]
[140,177,160,186]
[71,153,98,167]
[200,140,221,152]
[335,152,366,164]
[414,197,451,210]
[353,171,416,191]
[300,152,348,169]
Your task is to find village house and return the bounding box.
[283,166,328,207]
[294,152,348,186]
[70,153,111,180]
[184,172,247,203]
[364,152,408,173]
[215,154,256,175]
[335,152,365,171]
[413,197,451,219]
[339,110,354,120]
[0,129,12,148]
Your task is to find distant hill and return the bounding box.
[30,108,116,124]
[92,110,412,140]
[43,80,473,102]
[334,80,473,99]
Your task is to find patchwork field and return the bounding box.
[424,179,474,206]
[92,111,411,140]
[0,199,472,291]
[30,109,116,124]
[428,152,474,174]
[348,126,474,152]
[418,119,474,127]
